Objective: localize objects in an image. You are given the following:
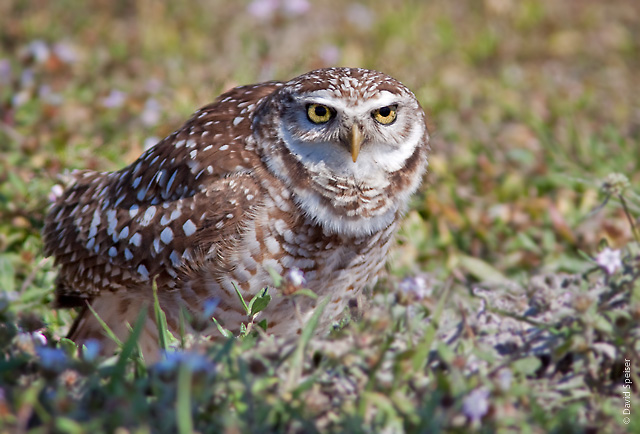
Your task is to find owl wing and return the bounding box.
[43,82,283,305]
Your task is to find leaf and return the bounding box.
[233,282,249,315]
[512,356,542,376]
[458,255,511,285]
[249,287,271,316]
[436,341,455,365]
[54,417,84,434]
[58,338,77,357]
[211,316,233,338]
[592,314,614,334]
[288,288,318,300]
[266,267,283,287]
[0,255,16,293]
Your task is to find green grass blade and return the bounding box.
[212,316,233,338]
[112,307,148,382]
[232,282,249,315]
[86,302,123,348]
[412,280,452,372]
[286,296,329,390]
[176,361,194,434]
[152,278,170,353]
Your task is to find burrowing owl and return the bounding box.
[43,68,429,357]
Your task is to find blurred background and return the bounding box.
[0,0,639,298]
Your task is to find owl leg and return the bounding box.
[68,292,162,363]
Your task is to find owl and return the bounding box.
[43,67,429,358]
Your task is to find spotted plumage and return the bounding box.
[43,68,429,358]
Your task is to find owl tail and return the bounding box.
[67,292,162,363]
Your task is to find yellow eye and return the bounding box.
[307,104,333,124]
[372,105,397,125]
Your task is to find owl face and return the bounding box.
[254,68,429,236]
[279,88,424,181]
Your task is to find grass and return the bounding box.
[1,0,639,432]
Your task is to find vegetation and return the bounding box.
[1,0,639,432]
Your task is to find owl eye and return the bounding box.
[372,105,397,125]
[307,104,334,124]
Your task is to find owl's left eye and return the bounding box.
[307,104,334,124]
[372,105,397,125]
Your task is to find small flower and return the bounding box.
[0,59,11,86]
[52,41,78,64]
[12,91,29,107]
[282,0,310,16]
[39,84,63,105]
[601,173,630,196]
[398,275,431,300]
[15,333,36,354]
[82,339,101,362]
[282,268,307,295]
[101,89,127,108]
[31,331,47,346]
[285,267,306,287]
[495,369,512,391]
[140,98,161,127]
[48,184,64,203]
[595,247,622,275]
[247,0,279,19]
[462,387,490,424]
[203,298,219,319]
[346,4,375,30]
[155,351,215,375]
[36,347,68,372]
[319,45,340,65]
[20,68,35,88]
[27,40,50,63]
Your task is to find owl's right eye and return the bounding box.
[307,104,334,124]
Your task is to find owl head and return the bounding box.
[253,67,429,237]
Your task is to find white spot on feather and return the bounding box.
[160,227,173,244]
[106,210,118,235]
[140,206,156,226]
[129,204,139,218]
[166,170,177,193]
[129,232,142,246]
[182,219,196,236]
[137,265,149,280]
[169,250,181,266]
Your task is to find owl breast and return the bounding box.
[170,168,398,336]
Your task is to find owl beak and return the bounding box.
[350,124,364,163]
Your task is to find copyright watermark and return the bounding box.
[622,358,632,424]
